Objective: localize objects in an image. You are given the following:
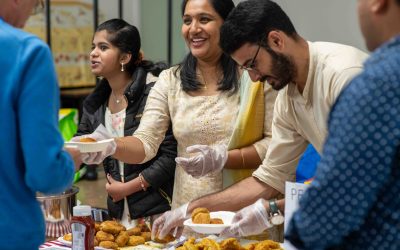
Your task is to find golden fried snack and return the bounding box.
[154,233,175,243]
[140,231,151,242]
[126,226,142,236]
[99,240,118,250]
[243,243,257,250]
[94,238,99,247]
[137,223,150,232]
[96,230,114,242]
[193,212,211,224]
[210,218,224,224]
[127,235,146,246]
[220,238,241,250]
[63,233,72,242]
[100,220,126,235]
[254,240,282,250]
[79,137,97,142]
[197,238,221,250]
[115,231,129,247]
[95,222,101,232]
[191,207,209,221]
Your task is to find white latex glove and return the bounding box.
[151,203,189,240]
[71,124,116,165]
[175,144,228,178]
[219,199,272,238]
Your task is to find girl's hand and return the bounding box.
[105,174,126,202]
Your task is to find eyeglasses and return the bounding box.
[31,0,45,15]
[239,44,261,72]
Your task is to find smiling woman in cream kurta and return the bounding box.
[133,66,276,209]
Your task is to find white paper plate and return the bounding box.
[57,237,107,249]
[183,211,235,235]
[64,138,114,153]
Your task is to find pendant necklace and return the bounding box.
[112,92,122,104]
[199,69,208,90]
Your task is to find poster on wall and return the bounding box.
[25,0,103,88]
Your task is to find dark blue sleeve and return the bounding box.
[285,71,400,249]
[18,37,74,194]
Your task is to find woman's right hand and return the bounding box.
[105,174,126,202]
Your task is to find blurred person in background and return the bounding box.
[0,0,80,249]
[286,0,400,249]
[73,19,177,229]
[151,0,369,240]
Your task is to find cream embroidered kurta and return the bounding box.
[134,67,275,209]
[253,41,369,194]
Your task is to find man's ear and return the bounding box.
[267,30,285,50]
[370,0,389,13]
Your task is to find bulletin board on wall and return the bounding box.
[24,0,174,89]
[24,0,108,89]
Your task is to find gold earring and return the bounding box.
[121,62,124,72]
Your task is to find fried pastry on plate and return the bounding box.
[99,240,118,249]
[210,218,224,224]
[96,230,114,242]
[63,233,72,242]
[127,235,146,246]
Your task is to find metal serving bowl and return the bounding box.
[36,186,79,238]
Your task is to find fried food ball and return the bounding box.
[79,137,97,142]
[94,238,99,247]
[100,220,126,235]
[115,231,129,247]
[63,233,72,242]
[177,238,199,250]
[137,223,150,232]
[99,240,119,250]
[254,240,282,250]
[127,235,146,246]
[140,231,151,242]
[220,238,241,250]
[243,243,257,250]
[94,222,101,232]
[96,230,114,242]
[191,207,209,221]
[154,233,175,243]
[197,238,220,250]
[126,226,142,236]
[210,218,224,224]
[193,212,211,224]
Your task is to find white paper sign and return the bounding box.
[284,181,310,232]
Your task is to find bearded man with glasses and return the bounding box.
[0,0,80,249]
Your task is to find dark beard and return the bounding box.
[262,47,297,91]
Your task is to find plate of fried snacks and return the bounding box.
[183,207,235,235]
[59,220,176,250]
[175,237,284,250]
[64,138,114,153]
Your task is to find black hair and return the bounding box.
[96,19,167,77]
[220,0,297,55]
[176,0,239,93]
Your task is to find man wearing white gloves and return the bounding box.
[151,0,368,240]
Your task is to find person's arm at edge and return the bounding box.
[188,176,281,213]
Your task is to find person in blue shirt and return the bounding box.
[286,0,400,249]
[0,0,80,249]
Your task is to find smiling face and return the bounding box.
[232,42,297,90]
[181,0,224,61]
[90,30,123,78]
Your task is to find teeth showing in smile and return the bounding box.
[192,38,206,45]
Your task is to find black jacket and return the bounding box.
[76,67,177,219]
